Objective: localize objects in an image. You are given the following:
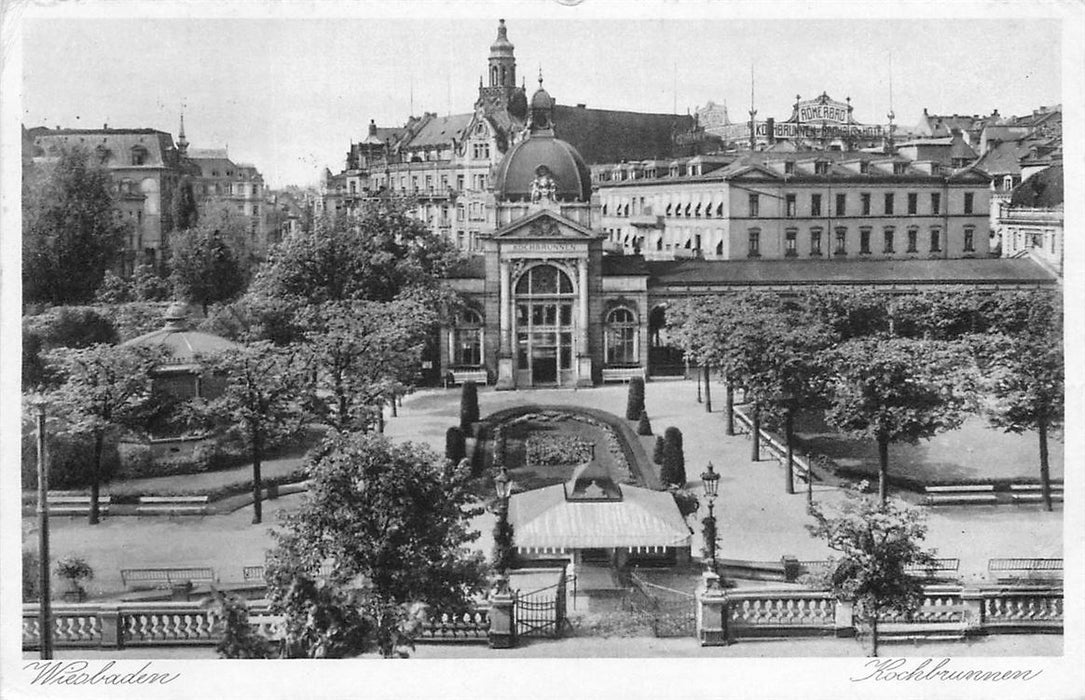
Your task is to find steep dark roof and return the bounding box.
[406,113,474,149]
[1010,165,1063,208]
[553,105,694,164]
[601,254,649,276]
[447,255,486,278]
[646,257,1057,287]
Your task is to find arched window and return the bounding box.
[515,264,574,296]
[605,307,639,366]
[452,308,484,367]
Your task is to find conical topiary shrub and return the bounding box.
[636,409,653,436]
[460,381,479,433]
[445,426,466,464]
[660,426,686,487]
[625,376,645,420]
[653,435,665,465]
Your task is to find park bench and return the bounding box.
[242,562,336,583]
[136,495,209,516]
[601,367,646,383]
[1008,483,1064,505]
[120,567,216,590]
[988,558,1063,584]
[448,369,488,386]
[904,558,960,580]
[923,484,997,506]
[46,493,111,516]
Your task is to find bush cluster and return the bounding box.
[525,434,594,466]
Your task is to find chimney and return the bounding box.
[368,119,377,136]
[103,123,108,130]
[766,117,775,144]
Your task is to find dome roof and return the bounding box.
[121,303,239,368]
[493,135,592,202]
[490,19,514,57]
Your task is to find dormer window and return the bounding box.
[130,146,148,166]
[859,161,871,175]
[814,161,829,175]
[893,162,907,175]
[784,161,795,175]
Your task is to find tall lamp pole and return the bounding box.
[493,466,513,585]
[700,462,721,575]
[33,397,53,659]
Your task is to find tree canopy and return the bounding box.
[265,432,487,657]
[23,147,129,304]
[806,485,937,657]
[169,226,248,313]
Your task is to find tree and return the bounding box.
[205,590,275,659]
[636,409,653,436]
[171,175,199,232]
[980,292,1063,510]
[170,227,247,314]
[129,264,173,302]
[445,426,466,464]
[23,146,128,304]
[252,200,461,305]
[460,381,480,433]
[205,342,310,524]
[625,376,645,420]
[23,306,118,389]
[660,426,686,487]
[797,287,889,340]
[265,432,487,658]
[301,299,436,432]
[805,485,937,657]
[41,343,164,524]
[824,337,975,503]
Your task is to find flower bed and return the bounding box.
[525,434,593,466]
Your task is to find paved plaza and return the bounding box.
[24,379,1063,598]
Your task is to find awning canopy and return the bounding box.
[508,483,691,549]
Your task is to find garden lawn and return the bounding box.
[784,411,1063,484]
[97,452,308,497]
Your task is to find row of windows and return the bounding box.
[748,226,975,257]
[752,191,973,217]
[382,173,483,194]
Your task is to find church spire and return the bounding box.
[177,109,188,156]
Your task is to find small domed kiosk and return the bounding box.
[121,302,239,400]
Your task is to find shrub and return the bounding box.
[97,301,172,341]
[23,550,40,602]
[445,426,466,464]
[24,306,118,349]
[670,487,700,518]
[525,434,593,466]
[636,410,653,436]
[660,426,686,487]
[460,381,479,433]
[21,426,119,490]
[653,436,665,465]
[130,264,172,301]
[625,377,645,420]
[55,555,94,583]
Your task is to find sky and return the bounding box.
[18,6,1064,188]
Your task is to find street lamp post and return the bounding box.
[700,462,721,575]
[32,397,53,659]
[493,466,513,584]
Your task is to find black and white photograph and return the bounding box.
[1,1,1081,698]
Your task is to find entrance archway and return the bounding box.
[514,264,576,386]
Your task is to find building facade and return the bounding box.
[594,150,993,262]
[439,83,1057,389]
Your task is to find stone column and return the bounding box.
[960,588,987,637]
[834,598,856,637]
[99,606,124,649]
[487,585,517,649]
[575,257,593,387]
[496,260,514,390]
[696,571,729,646]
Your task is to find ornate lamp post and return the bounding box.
[492,466,514,587]
[700,462,721,575]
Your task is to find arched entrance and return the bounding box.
[514,264,577,386]
[647,304,685,377]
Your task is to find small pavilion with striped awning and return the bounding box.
[507,460,692,568]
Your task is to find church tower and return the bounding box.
[478,19,521,113]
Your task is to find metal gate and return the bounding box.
[628,572,696,638]
[515,573,567,638]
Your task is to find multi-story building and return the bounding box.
[595,150,992,262]
[997,164,1063,276]
[25,124,189,272]
[323,19,698,252]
